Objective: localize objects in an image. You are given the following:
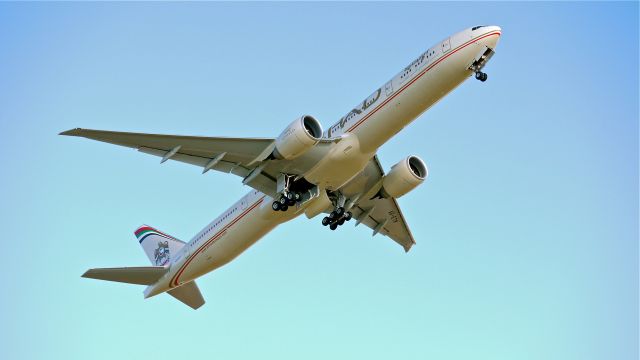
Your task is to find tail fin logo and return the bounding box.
[154,241,170,266]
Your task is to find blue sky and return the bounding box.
[0,2,637,360]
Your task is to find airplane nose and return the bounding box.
[481,25,502,49]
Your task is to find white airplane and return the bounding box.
[62,25,501,309]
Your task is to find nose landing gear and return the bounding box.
[469,46,494,83]
[475,71,488,82]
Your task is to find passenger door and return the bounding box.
[441,38,451,53]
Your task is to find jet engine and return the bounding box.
[381,156,428,198]
[273,115,323,160]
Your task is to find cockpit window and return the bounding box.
[472,26,485,31]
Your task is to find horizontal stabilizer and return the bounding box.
[167,281,205,309]
[82,266,168,285]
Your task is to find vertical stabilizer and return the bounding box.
[134,225,186,266]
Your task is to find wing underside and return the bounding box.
[62,128,417,251]
[341,156,417,252]
[61,128,280,196]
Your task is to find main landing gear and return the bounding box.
[321,207,353,231]
[271,174,308,212]
[271,190,302,212]
[475,71,488,82]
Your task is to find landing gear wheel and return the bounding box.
[344,212,352,221]
[280,204,288,212]
[330,211,337,219]
[272,201,281,211]
[286,192,295,201]
[279,196,287,205]
[335,207,345,216]
[475,71,487,82]
[329,223,338,231]
[322,217,331,226]
[294,192,301,201]
[338,218,345,226]
[287,198,296,206]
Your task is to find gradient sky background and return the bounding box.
[0,2,637,360]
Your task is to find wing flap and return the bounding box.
[351,198,415,252]
[137,147,251,176]
[61,128,279,195]
[60,128,275,166]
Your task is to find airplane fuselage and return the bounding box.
[303,26,500,190]
[144,26,502,298]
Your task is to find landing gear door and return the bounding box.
[441,38,451,53]
[467,47,495,72]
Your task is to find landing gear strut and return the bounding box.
[475,71,488,82]
[321,192,354,230]
[470,46,494,83]
[271,174,304,212]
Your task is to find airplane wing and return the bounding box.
[61,129,417,251]
[60,128,280,197]
[341,156,417,252]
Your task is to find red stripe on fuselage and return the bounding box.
[168,32,501,288]
[345,31,501,134]
[170,196,266,287]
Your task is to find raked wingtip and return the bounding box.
[59,128,82,136]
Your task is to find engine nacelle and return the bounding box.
[273,115,323,160]
[381,156,428,198]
